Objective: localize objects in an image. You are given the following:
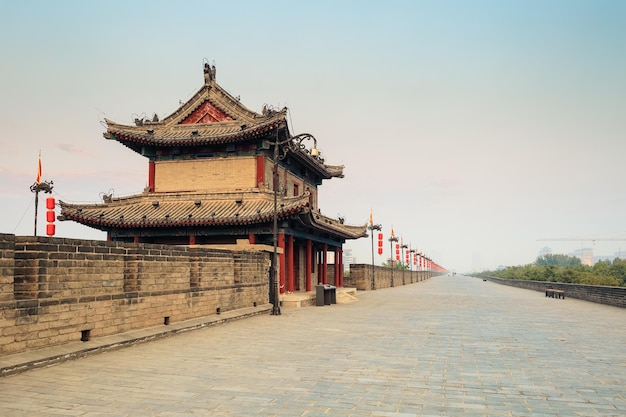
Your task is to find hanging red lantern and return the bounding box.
[45,197,56,236]
[377,248,383,255]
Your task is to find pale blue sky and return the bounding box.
[1,1,625,272]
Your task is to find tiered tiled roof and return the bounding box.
[104,64,288,151]
[59,64,363,241]
[59,190,366,239]
[103,63,343,179]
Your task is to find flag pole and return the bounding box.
[30,153,53,236]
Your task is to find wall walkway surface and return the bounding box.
[1,276,624,416]
[0,233,270,356]
[477,274,626,308]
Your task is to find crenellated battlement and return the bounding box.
[0,233,270,356]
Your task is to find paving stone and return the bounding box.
[0,276,625,416]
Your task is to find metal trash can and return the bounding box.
[325,285,336,304]
[315,285,326,306]
[316,285,337,306]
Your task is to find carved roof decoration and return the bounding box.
[59,190,367,240]
[103,63,289,150]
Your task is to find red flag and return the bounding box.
[36,155,42,184]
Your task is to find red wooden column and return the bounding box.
[134,236,141,243]
[322,243,328,284]
[333,247,339,286]
[148,161,156,192]
[248,233,255,244]
[189,235,196,245]
[305,239,312,292]
[256,155,265,187]
[287,235,294,293]
[338,247,344,287]
[279,233,286,294]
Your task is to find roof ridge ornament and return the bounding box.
[203,62,216,85]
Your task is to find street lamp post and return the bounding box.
[409,249,415,283]
[270,132,319,316]
[401,243,408,285]
[368,223,382,290]
[30,180,54,236]
[388,235,398,287]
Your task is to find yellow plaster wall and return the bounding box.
[155,157,256,192]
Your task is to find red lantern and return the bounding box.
[377,248,383,255]
[45,197,55,236]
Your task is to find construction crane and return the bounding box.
[537,238,626,242]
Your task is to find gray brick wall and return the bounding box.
[0,235,270,355]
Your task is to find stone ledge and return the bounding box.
[0,303,272,377]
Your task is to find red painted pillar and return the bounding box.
[189,235,196,245]
[248,233,255,244]
[334,247,340,286]
[338,247,344,287]
[256,155,265,187]
[279,233,286,294]
[322,243,328,285]
[134,236,141,243]
[287,235,294,293]
[148,161,156,192]
[305,239,312,292]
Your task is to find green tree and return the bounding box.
[535,254,581,267]
[609,258,626,286]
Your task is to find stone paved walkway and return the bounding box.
[0,275,624,416]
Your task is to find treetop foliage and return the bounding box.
[535,254,581,267]
[481,256,626,287]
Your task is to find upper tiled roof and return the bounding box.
[103,64,345,179]
[104,64,288,148]
[59,190,367,240]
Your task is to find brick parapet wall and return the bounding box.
[0,235,270,355]
[345,264,437,290]
[0,234,15,303]
[477,275,626,308]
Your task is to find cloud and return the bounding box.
[55,143,95,157]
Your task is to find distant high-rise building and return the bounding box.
[571,248,594,266]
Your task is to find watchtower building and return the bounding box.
[59,64,366,294]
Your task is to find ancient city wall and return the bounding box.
[0,233,270,356]
[478,275,626,308]
[345,264,435,290]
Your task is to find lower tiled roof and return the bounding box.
[59,190,367,240]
